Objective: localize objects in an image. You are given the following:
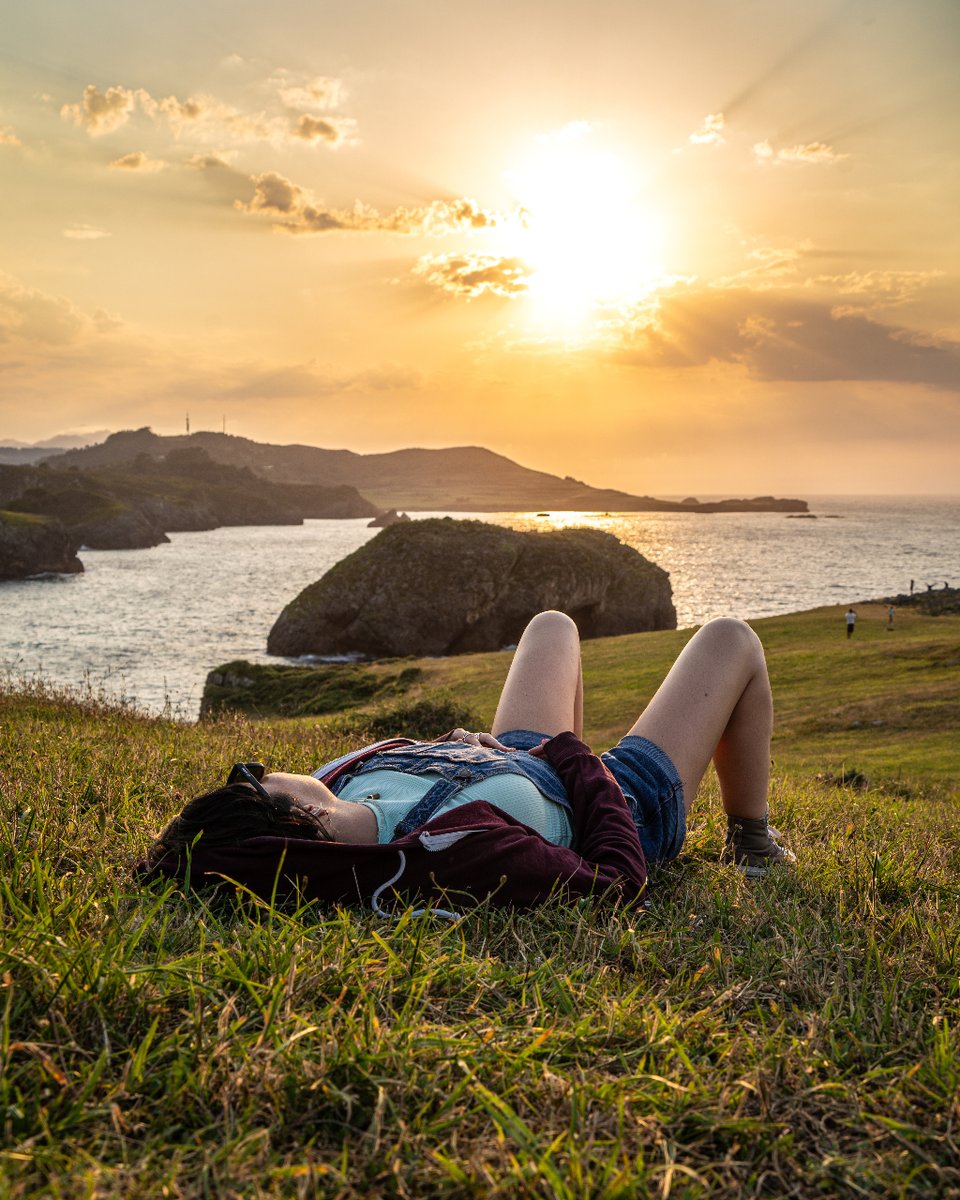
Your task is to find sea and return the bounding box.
[1,496,957,721]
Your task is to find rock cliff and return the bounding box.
[0,450,377,550]
[267,518,676,658]
[0,511,83,579]
[368,508,411,528]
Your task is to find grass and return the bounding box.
[0,510,52,528]
[418,602,960,797]
[200,661,425,720]
[1,604,959,1197]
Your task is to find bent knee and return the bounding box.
[520,609,580,642]
[698,616,765,660]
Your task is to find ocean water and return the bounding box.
[1,496,957,719]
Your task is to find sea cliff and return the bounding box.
[267,518,677,658]
[0,447,377,557]
[0,510,83,579]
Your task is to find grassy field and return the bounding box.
[1,604,958,1197]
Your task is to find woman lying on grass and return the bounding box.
[142,611,793,912]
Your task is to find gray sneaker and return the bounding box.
[724,814,796,878]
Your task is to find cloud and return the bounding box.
[277,76,343,110]
[414,253,531,298]
[0,274,87,344]
[611,284,960,390]
[153,93,278,141]
[291,113,353,145]
[63,224,111,240]
[61,81,355,148]
[814,270,941,312]
[240,171,302,215]
[163,359,423,402]
[59,83,220,138]
[92,308,123,332]
[754,139,847,164]
[185,153,252,203]
[109,150,165,172]
[710,244,810,291]
[60,84,147,135]
[689,113,725,146]
[237,178,386,232]
[0,127,21,146]
[188,152,236,171]
[716,251,938,313]
[215,362,332,400]
[0,273,125,350]
[741,244,808,279]
[427,198,505,232]
[778,142,846,164]
[236,171,510,235]
[149,94,205,127]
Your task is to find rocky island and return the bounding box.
[267,517,677,658]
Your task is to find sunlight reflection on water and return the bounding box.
[1,496,957,719]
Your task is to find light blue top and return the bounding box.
[336,768,573,846]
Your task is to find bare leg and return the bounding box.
[491,611,584,740]
[629,618,772,818]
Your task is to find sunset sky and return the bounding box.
[1,0,958,495]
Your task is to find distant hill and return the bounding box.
[0,448,64,465]
[0,431,111,465]
[50,429,808,513]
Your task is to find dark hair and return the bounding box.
[147,782,326,866]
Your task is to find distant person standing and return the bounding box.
[845,608,857,639]
[887,604,895,630]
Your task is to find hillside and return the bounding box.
[0,447,376,553]
[1,604,957,1196]
[50,428,809,513]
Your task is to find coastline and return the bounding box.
[2,496,956,718]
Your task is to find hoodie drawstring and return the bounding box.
[370,850,461,922]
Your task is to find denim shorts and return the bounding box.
[499,729,686,864]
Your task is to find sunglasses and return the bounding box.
[227,761,270,801]
[226,761,334,842]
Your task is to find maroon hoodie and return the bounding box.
[139,732,648,912]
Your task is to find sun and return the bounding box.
[502,127,666,333]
